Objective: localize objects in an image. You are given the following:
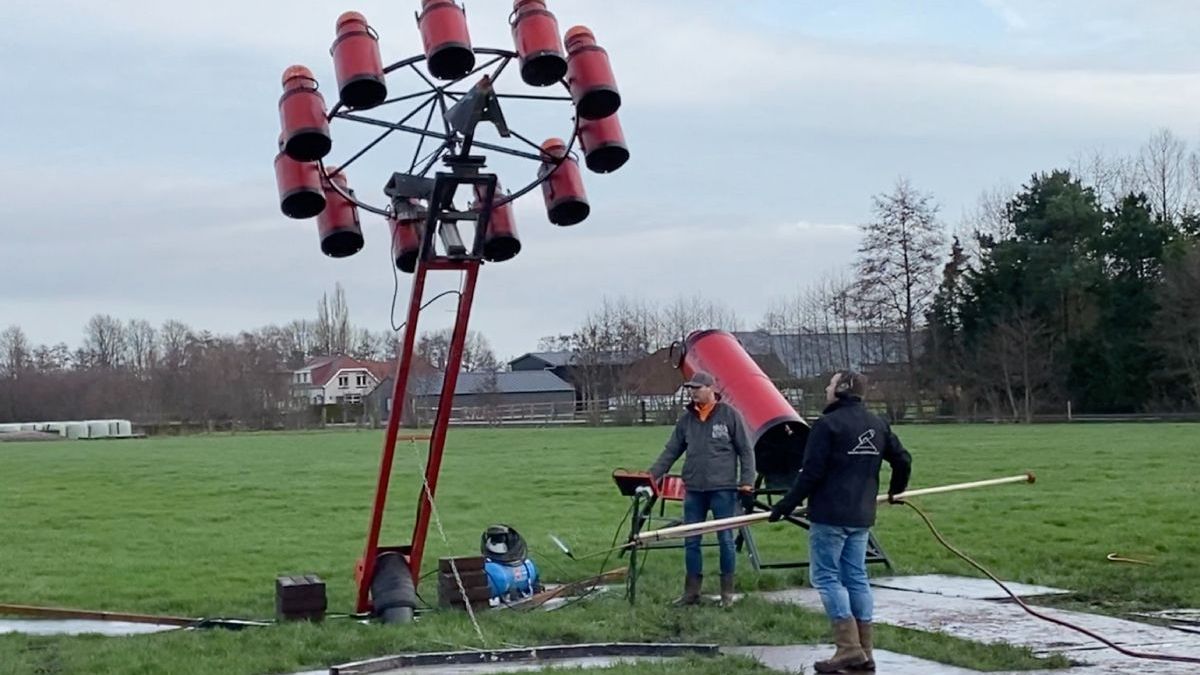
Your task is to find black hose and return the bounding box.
[903,500,1200,665]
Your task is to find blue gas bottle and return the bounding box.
[483,558,540,601]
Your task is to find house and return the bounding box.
[508,350,645,407]
[368,369,576,425]
[732,330,918,379]
[290,355,393,408]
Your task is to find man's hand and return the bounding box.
[737,485,755,512]
[767,500,794,522]
[887,493,904,504]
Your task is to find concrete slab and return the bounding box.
[1133,609,1200,626]
[763,587,1200,674]
[725,645,983,674]
[870,574,1069,600]
[0,618,179,636]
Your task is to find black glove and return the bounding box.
[768,501,794,522]
[739,491,756,513]
[887,493,903,504]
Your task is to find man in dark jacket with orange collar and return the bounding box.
[769,370,912,673]
[648,371,756,608]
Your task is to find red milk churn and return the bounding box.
[278,65,332,162]
[417,0,475,80]
[274,149,326,220]
[317,168,364,258]
[577,112,629,174]
[538,137,589,226]
[472,183,521,263]
[677,329,810,486]
[510,0,567,87]
[332,11,388,109]
[564,26,620,120]
[390,215,423,273]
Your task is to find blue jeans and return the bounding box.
[808,523,873,622]
[682,489,737,576]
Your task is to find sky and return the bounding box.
[1,0,1198,362]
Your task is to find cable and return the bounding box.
[902,500,1200,665]
[541,501,637,613]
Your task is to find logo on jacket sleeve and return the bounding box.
[848,429,880,455]
[711,423,730,441]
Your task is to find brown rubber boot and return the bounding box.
[673,574,702,606]
[719,574,735,608]
[813,618,868,673]
[848,620,875,671]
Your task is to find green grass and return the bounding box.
[0,423,1196,674]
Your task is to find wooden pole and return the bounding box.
[633,473,1036,545]
[0,603,196,626]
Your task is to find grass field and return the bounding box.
[0,423,1197,674]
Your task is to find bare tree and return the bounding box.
[416,328,498,372]
[1138,128,1189,224]
[160,320,191,370]
[660,295,740,345]
[32,343,72,372]
[0,326,31,377]
[1070,149,1137,210]
[314,283,352,355]
[83,314,128,369]
[856,178,946,383]
[956,185,1015,264]
[126,319,158,374]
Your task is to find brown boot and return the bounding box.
[719,574,735,608]
[673,574,701,606]
[848,620,875,671]
[814,618,868,673]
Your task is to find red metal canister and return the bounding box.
[472,183,521,262]
[317,168,364,258]
[510,0,567,87]
[274,150,326,219]
[577,112,629,174]
[564,26,620,120]
[417,0,475,80]
[538,137,589,226]
[332,11,388,109]
[278,65,332,162]
[390,215,423,273]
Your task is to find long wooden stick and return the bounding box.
[0,603,197,626]
[633,473,1036,544]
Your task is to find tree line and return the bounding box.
[3,129,1199,426]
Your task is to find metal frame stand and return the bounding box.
[354,78,511,614]
[735,475,894,572]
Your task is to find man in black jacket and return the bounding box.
[649,371,756,608]
[769,370,912,673]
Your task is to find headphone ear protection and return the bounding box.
[834,371,856,398]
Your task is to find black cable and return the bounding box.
[903,500,1200,666]
[542,501,636,613]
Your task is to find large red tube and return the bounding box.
[678,330,809,485]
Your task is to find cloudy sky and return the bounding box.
[1,0,1198,361]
